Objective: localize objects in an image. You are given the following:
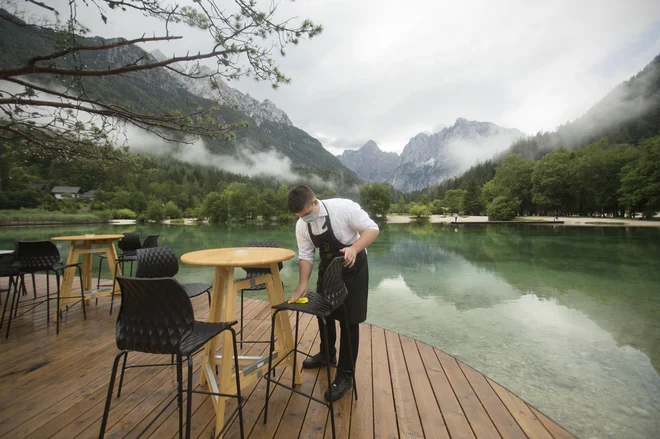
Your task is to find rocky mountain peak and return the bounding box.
[337,118,525,192]
[150,50,292,127]
[336,140,400,183]
[360,140,380,153]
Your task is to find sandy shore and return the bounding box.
[386,215,660,227]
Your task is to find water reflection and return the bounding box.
[1,223,659,438]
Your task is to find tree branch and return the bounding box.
[26,35,182,65]
[1,46,249,79]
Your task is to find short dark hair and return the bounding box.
[287,185,315,213]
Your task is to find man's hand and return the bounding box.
[339,246,357,268]
[289,283,309,302]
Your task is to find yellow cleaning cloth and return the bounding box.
[288,297,309,304]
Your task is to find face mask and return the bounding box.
[301,212,317,223]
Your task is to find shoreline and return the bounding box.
[385,215,660,227]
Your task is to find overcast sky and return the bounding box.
[27,0,660,155]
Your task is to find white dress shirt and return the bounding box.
[295,198,379,265]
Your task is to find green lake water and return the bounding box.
[1,223,659,439]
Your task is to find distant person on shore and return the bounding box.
[287,185,379,401]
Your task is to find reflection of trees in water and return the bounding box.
[393,224,660,373]
[370,234,522,311]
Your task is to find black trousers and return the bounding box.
[317,316,359,372]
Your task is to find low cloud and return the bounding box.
[445,132,524,174]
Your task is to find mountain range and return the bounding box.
[0,9,357,185]
[337,118,525,192]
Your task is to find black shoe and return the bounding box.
[324,370,353,402]
[302,352,336,369]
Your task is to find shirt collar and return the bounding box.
[317,200,328,218]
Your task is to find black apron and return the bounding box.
[308,202,369,324]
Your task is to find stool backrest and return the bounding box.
[318,257,348,309]
[142,235,160,248]
[242,241,283,276]
[114,276,194,354]
[118,232,142,253]
[15,240,61,272]
[135,246,179,278]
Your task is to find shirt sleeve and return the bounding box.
[345,200,379,233]
[295,219,316,264]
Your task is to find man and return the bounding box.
[287,185,379,401]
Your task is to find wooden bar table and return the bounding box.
[181,247,299,435]
[51,234,124,320]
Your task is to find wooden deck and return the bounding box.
[0,275,576,439]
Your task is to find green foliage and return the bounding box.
[164,201,183,219]
[461,180,482,215]
[430,199,445,214]
[487,196,520,221]
[0,209,103,222]
[443,189,466,214]
[409,203,432,219]
[531,149,573,213]
[184,206,201,218]
[359,182,391,219]
[201,192,223,223]
[113,209,137,220]
[618,136,660,217]
[318,189,339,199]
[146,201,165,222]
[487,154,535,214]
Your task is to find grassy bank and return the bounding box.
[0,209,111,224]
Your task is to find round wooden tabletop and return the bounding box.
[181,247,296,267]
[51,234,125,241]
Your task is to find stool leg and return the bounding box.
[46,272,50,324]
[0,276,14,329]
[110,260,120,315]
[321,317,337,439]
[4,278,19,338]
[186,355,194,439]
[55,272,61,335]
[176,354,183,439]
[31,273,36,298]
[230,327,245,439]
[99,351,126,439]
[239,289,244,349]
[97,256,103,289]
[292,311,299,388]
[117,352,129,398]
[263,311,278,424]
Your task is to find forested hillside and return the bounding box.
[396,54,660,219]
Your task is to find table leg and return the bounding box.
[106,242,121,280]
[215,267,238,437]
[267,263,302,385]
[82,241,93,303]
[56,242,79,322]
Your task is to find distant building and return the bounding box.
[51,186,81,199]
[80,190,96,199]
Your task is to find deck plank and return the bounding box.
[371,327,398,439]
[398,335,450,439]
[459,363,527,439]
[487,379,554,439]
[347,324,373,439]
[384,329,423,439]
[416,342,475,439]
[434,350,501,439]
[528,406,576,439]
[0,275,576,439]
